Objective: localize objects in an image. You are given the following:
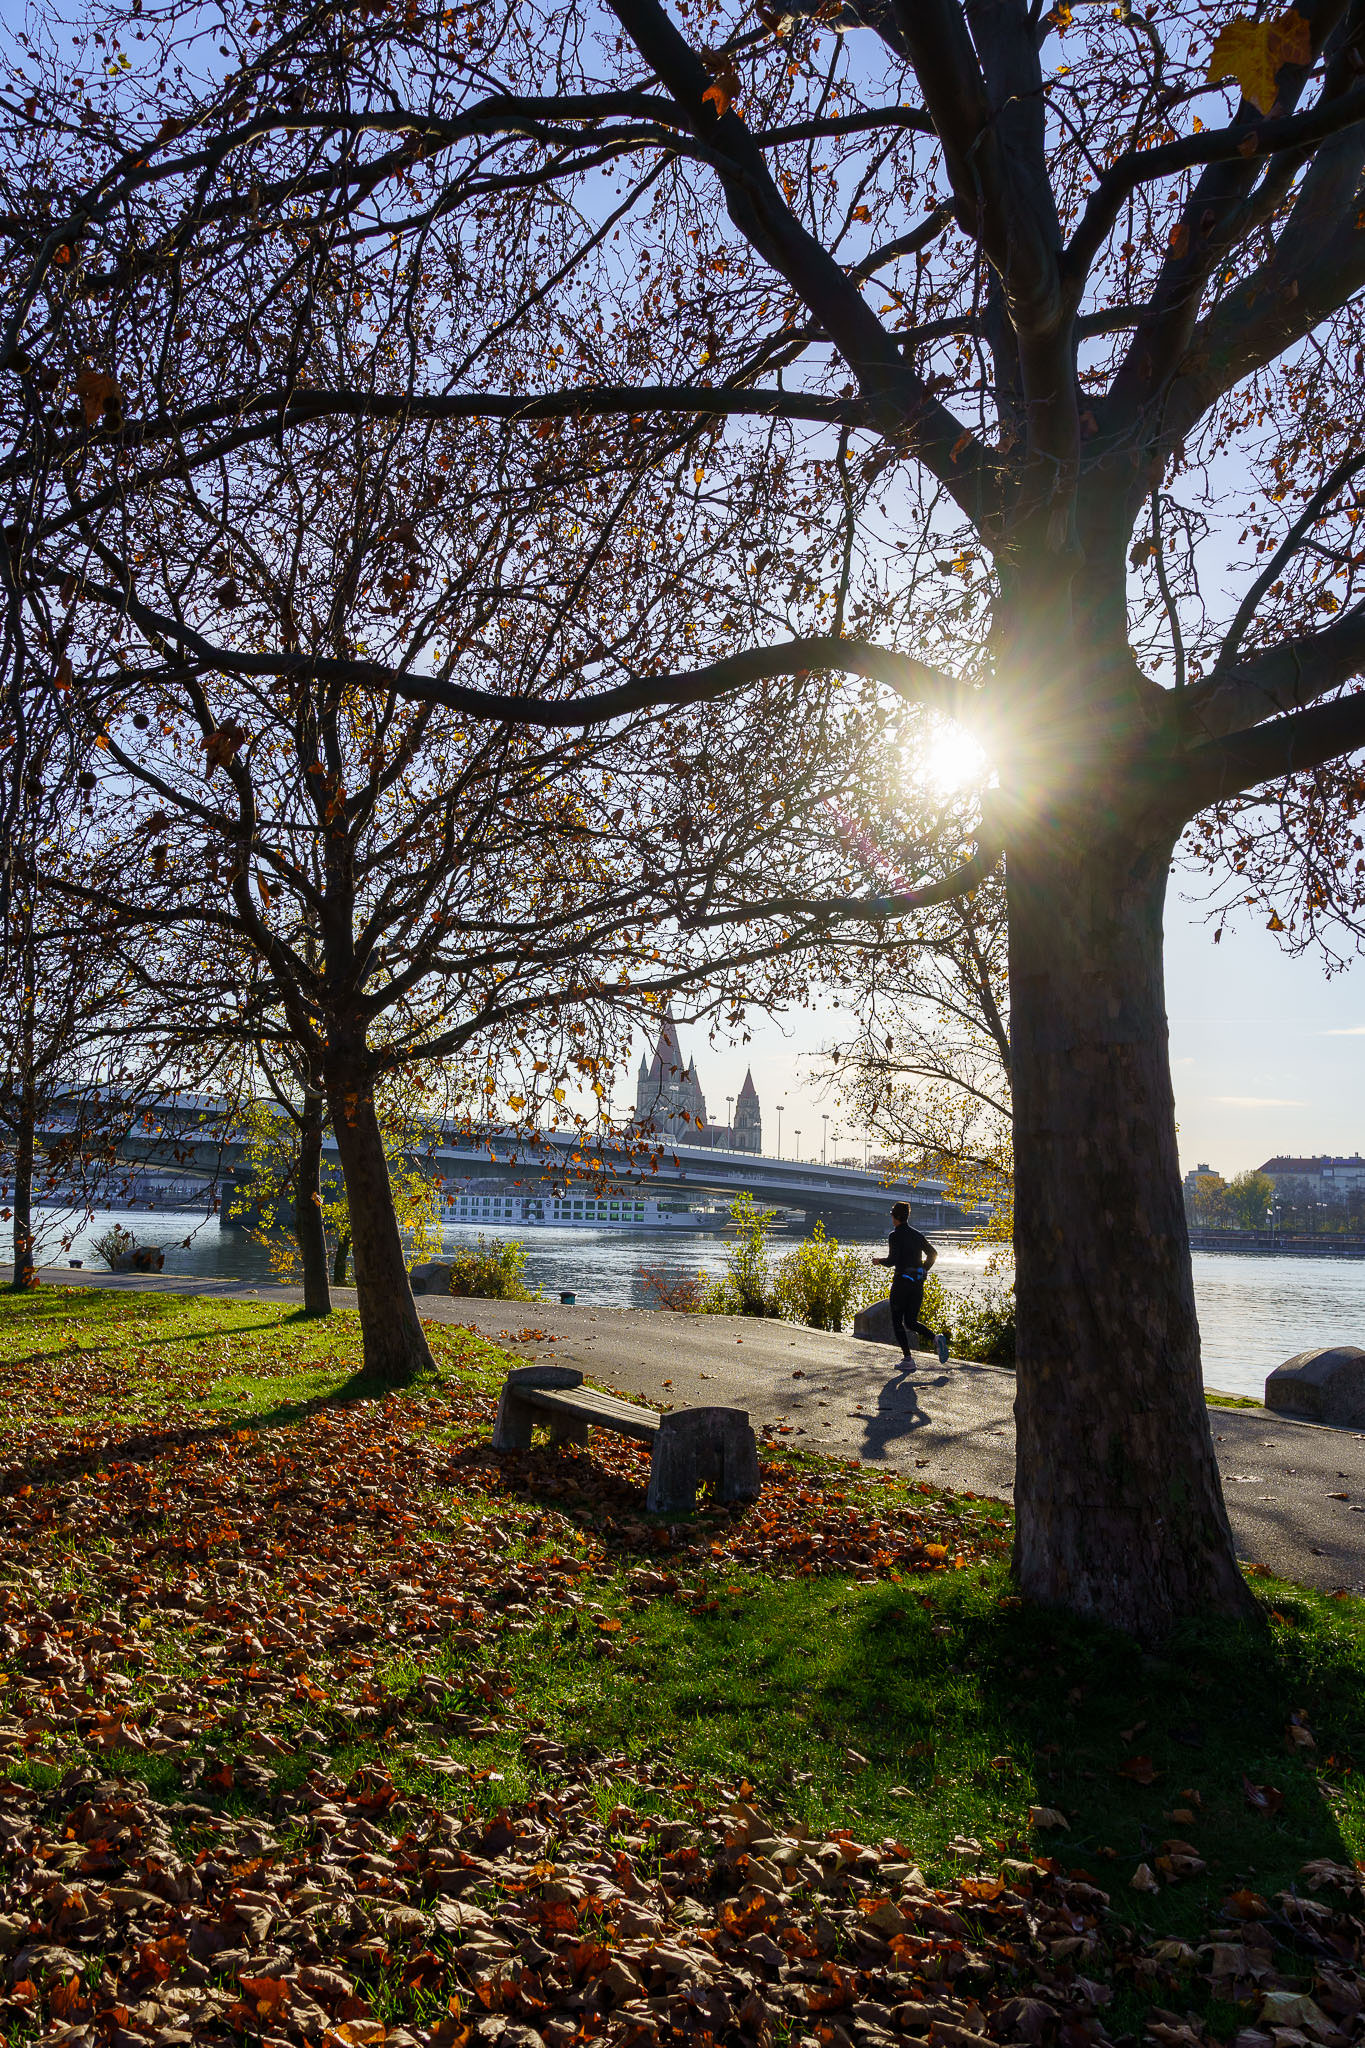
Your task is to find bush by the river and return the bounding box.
[698,1198,872,1331]
[691,1196,1016,1360]
[917,1271,1015,1367]
[946,1279,1016,1366]
[773,1222,869,1332]
[91,1223,136,1271]
[446,1236,541,1300]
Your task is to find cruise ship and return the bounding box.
[439,1188,708,1230]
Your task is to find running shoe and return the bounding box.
[936,1332,950,1364]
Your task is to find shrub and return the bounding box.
[446,1236,540,1300]
[91,1224,136,1271]
[699,1193,779,1317]
[773,1222,870,1332]
[946,1281,1016,1367]
[638,1267,705,1312]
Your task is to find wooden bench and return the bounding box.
[492,1365,760,1516]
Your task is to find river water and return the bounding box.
[33,1205,1365,1405]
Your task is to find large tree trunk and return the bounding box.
[10,1076,37,1291]
[294,1086,331,1316]
[324,1061,434,1384]
[1008,813,1257,1637]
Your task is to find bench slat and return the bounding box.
[516,1383,660,1441]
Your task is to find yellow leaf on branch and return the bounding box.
[1206,10,1311,114]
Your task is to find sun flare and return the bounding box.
[916,722,989,796]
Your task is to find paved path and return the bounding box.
[12,1270,1365,1594]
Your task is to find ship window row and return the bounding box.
[447,1196,649,1218]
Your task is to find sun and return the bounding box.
[916,721,989,796]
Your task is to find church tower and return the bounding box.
[634,1007,708,1136]
[733,1067,762,1153]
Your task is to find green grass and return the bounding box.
[0,1283,512,1441]
[2,1285,1362,1957]
[380,1562,1360,1942]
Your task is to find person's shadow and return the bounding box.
[858,1352,949,1463]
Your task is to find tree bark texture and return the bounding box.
[294,1088,331,1316]
[1008,814,1256,1635]
[333,1234,351,1287]
[324,1064,434,1383]
[10,1078,37,1291]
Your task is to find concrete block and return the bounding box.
[409,1260,454,1294]
[645,1406,760,1515]
[853,1297,897,1344]
[1265,1346,1365,1426]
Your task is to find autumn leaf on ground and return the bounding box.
[1260,1991,1338,2040]
[1118,1752,1160,1784]
[1243,1775,1285,1816]
[1206,9,1312,113]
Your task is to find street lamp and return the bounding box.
[822,1114,829,1167]
[727,1095,734,1149]
[776,1102,784,1158]
[795,1128,802,1162]
[863,1135,870,1170]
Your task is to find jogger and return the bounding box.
[876,1203,950,1364]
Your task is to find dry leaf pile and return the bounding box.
[3,1762,1364,2048]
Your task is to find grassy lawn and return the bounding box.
[0,1287,1362,2048]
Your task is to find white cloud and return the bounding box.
[1210,1095,1308,1108]
[1321,1026,1365,1036]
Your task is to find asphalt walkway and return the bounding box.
[11,1269,1365,1594]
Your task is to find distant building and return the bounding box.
[635,1008,708,1138]
[1260,1154,1365,1197]
[732,1067,762,1154]
[632,1010,761,1150]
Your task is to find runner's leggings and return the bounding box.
[889,1272,931,1355]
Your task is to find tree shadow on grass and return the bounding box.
[803,1576,1359,1929]
[0,1286,349,1370]
[3,1357,417,1489]
[540,1563,1360,1948]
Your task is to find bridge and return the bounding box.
[40,1095,983,1233]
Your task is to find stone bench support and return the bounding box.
[492,1365,760,1515]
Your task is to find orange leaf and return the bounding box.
[1206,10,1312,113]
[701,54,740,118]
[241,1976,291,2018]
[49,1977,89,2020]
[75,368,120,425]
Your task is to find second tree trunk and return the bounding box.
[294,1087,331,1316]
[324,1064,435,1384]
